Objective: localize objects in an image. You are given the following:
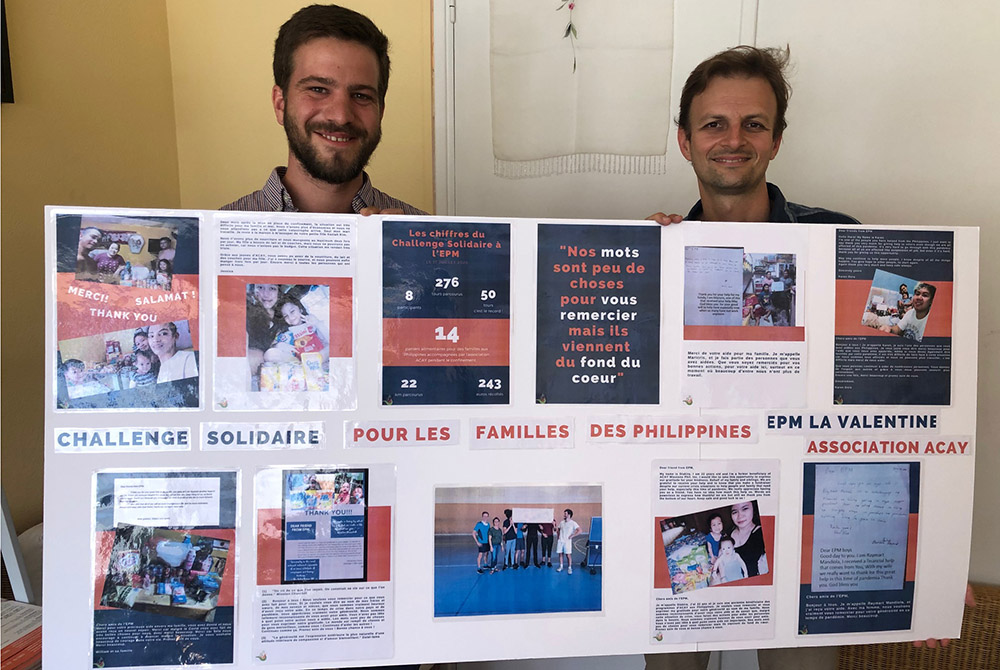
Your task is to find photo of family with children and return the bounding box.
[742,253,797,327]
[73,218,183,290]
[658,500,770,594]
[245,283,332,393]
[56,321,199,409]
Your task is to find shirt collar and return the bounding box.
[684,183,792,223]
[272,167,374,214]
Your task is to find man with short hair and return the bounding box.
[555,508,581,574]
[224,4,424,215]
[472,511,491,574]
[646,44,967,670]
[157,237,175,262]
[76,226,103,275]
[881,282,935,341]
[649,46,857,227]
[646,45,855,670]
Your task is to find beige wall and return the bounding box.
[166,0,434,212]
[1,0,181,532]
[0,1,436,533]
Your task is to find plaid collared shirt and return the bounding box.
[221,167,426,215]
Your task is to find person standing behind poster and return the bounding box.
[647,48,858,228]
[645,45,856,670]
[646,44,970,670]
[221,4,424,216]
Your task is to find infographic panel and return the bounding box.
[382,220,511,405]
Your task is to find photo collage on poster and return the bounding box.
[251,464,395,665]
[54,213,200,409]
[381,220,512,405]
[43,208,975,668]
[650,460,778,645]
[679,226,810,409]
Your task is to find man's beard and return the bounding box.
[285,119,381,185]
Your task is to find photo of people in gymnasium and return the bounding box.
[434,485,602,617]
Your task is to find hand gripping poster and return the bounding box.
[53,211,201,409]
[381,220,511,405]
[92,470,238,667]
[214,212,357,411]
[253,465,395,665]
[535,223,661,403]
[832,229,953,405]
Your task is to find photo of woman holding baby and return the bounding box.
[244,284,331,393]
[264,294,329,364]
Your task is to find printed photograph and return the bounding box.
[246,284,331,392]
[69,216,181,289]
[658,500,769,594]
[742,253,797,327]
[56,320,198,409]
[860,269,936,342]
[434,485,602,617]
[281,469,368,584]
[100,524,230,622]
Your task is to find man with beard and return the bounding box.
[224,4,425,215]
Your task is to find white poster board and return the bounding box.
[43,207,978,668]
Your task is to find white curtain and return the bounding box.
[490,0,674,178]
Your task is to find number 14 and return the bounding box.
[434,326,460,343]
